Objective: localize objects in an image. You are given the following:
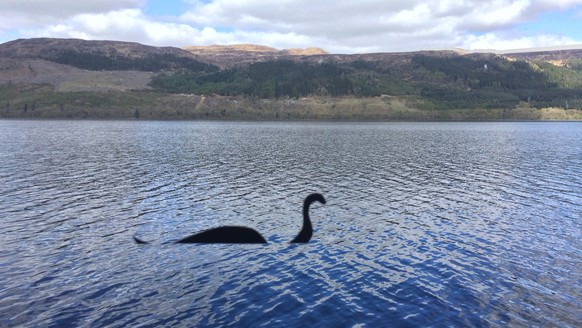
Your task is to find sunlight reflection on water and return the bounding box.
[0,120,580,327]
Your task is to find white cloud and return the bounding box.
[0,0,143,31]
[462,33,581,51]
[178,0,582,52]
[21,8,308,48]
[2,0,582,53]
[21,9,202,46]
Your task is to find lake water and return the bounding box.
[0,120,580,327]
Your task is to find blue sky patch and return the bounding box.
[516,6,582,40]
[143,0,187,17]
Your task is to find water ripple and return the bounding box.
[0,121,580,327]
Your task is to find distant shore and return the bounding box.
[1,90,581,121]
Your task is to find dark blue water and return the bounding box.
[0,120,580,327]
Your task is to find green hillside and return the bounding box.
[151,54,582,110]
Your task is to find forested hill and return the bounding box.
[1,38,582,119]
[151,50,582,110]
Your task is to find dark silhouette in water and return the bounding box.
[133,226,266,244]
[291,193,326,243]
[176,226,267,243]
[133,235,148,244]
[133,193,325,244]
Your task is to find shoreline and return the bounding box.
[2,116,581,123]
[2,88,581,121]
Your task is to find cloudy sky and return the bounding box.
[1,0,581,53]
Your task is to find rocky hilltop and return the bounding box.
[183,44,327,55]
[182,44,327,68]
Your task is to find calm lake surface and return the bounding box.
[0,120,580,327]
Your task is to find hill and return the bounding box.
[0,38,581,120]
[0,38,216,72]
[182,44,328,68]
[150,49,582,110]
[504,47,582,67]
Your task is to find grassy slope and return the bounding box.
[2,83,581,120]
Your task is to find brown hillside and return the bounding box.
[0,38,199,60]
[181,44,328,68]
[0,58,153,91]
[183,44,279,53]
[503,48,582,65]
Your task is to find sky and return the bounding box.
[1,0,581,54]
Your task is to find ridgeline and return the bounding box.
[1,38,581,120]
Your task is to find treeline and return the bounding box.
[150,55,582,110]
[151,61,354,98]
[150,60,420,98]
[3,81,582,121]
[410,54,582,109]
[50,50,218,72]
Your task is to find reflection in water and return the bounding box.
[0,121,580,326]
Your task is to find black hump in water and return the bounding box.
[175,226,267,244]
